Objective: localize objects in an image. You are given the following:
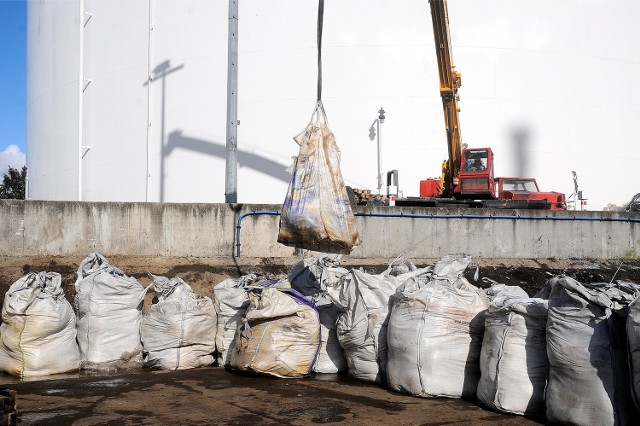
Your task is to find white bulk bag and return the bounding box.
[290,255,348,373]
[386,254,488,398]
[314,296,347,373]
[628,295,640,410]
[214,274,262,365]
[0,272,80,377]
[277,102,360,254]
[75,252,146,370]
[335,260,431,383]
[546,276,639,426]
[230,288,320,378]
[477,292,548,415]
[288,254,346,296]
[141,275,216,370]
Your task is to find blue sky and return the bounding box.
[0,0,26,175]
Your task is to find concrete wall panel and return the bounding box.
[1,200,638,260]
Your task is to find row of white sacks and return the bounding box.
[2,252,640,425]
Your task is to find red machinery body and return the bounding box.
[496,177,567,211]
[456,147,495,199]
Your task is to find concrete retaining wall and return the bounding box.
[1,200,638,260]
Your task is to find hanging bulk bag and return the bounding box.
[278,102,360,254]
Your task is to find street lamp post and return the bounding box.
[374,108,385,193]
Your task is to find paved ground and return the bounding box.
[2,367,544,425]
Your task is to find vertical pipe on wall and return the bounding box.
[145,0,154,202]
[77,0,85,201]
[225,0,239,203]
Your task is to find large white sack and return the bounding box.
[277,101,361,254]
[213,274,289,366]
[0,272,80,377]
[75,252,146,370]
[546,276,639,426]
[628,295,640,410]
[229,288,320,378]
[290,255,348,373]
[386,254,488,398]
[141,275,216,370]
[477,290,548,415]
[289,254,347,296]
[335,259,431,384]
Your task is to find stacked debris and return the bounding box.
[348,187,387,206]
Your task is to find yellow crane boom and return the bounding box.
[429,0,462,196]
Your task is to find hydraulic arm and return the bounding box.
[429,0,462,196]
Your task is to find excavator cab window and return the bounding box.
[463,149,488,173]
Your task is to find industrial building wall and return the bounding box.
[26,0,81,201]
[27,0,640,209]
[1,200,638,260]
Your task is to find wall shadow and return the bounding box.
[166,130,290,185]
[145,59,290,202]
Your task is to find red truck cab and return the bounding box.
[496,177,567,211]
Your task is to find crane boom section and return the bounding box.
[429,0,462,195]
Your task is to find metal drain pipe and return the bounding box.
[235,211,281,256]
[235,210,640,257]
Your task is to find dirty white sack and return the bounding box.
[477,288,548,415]
[213,274,289,366]
[0,272,80,377]
[386,254,488,398]
[335,258,431,384]
[628,294,640,410]
[546,276,639,426]
[75,252,146,370]
[289,255,348,373]
[277,102,360,254]
[141,275,216,370]
[230,287,320,378]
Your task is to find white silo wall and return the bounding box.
[27,0,640,209]
[27,0,82,201]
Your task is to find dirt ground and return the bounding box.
[3,367,543,426]
[1,254,639,307]
[1,254,640,425]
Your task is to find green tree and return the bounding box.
[0,166,27,199]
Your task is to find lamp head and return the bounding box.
[378,107,386,123]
